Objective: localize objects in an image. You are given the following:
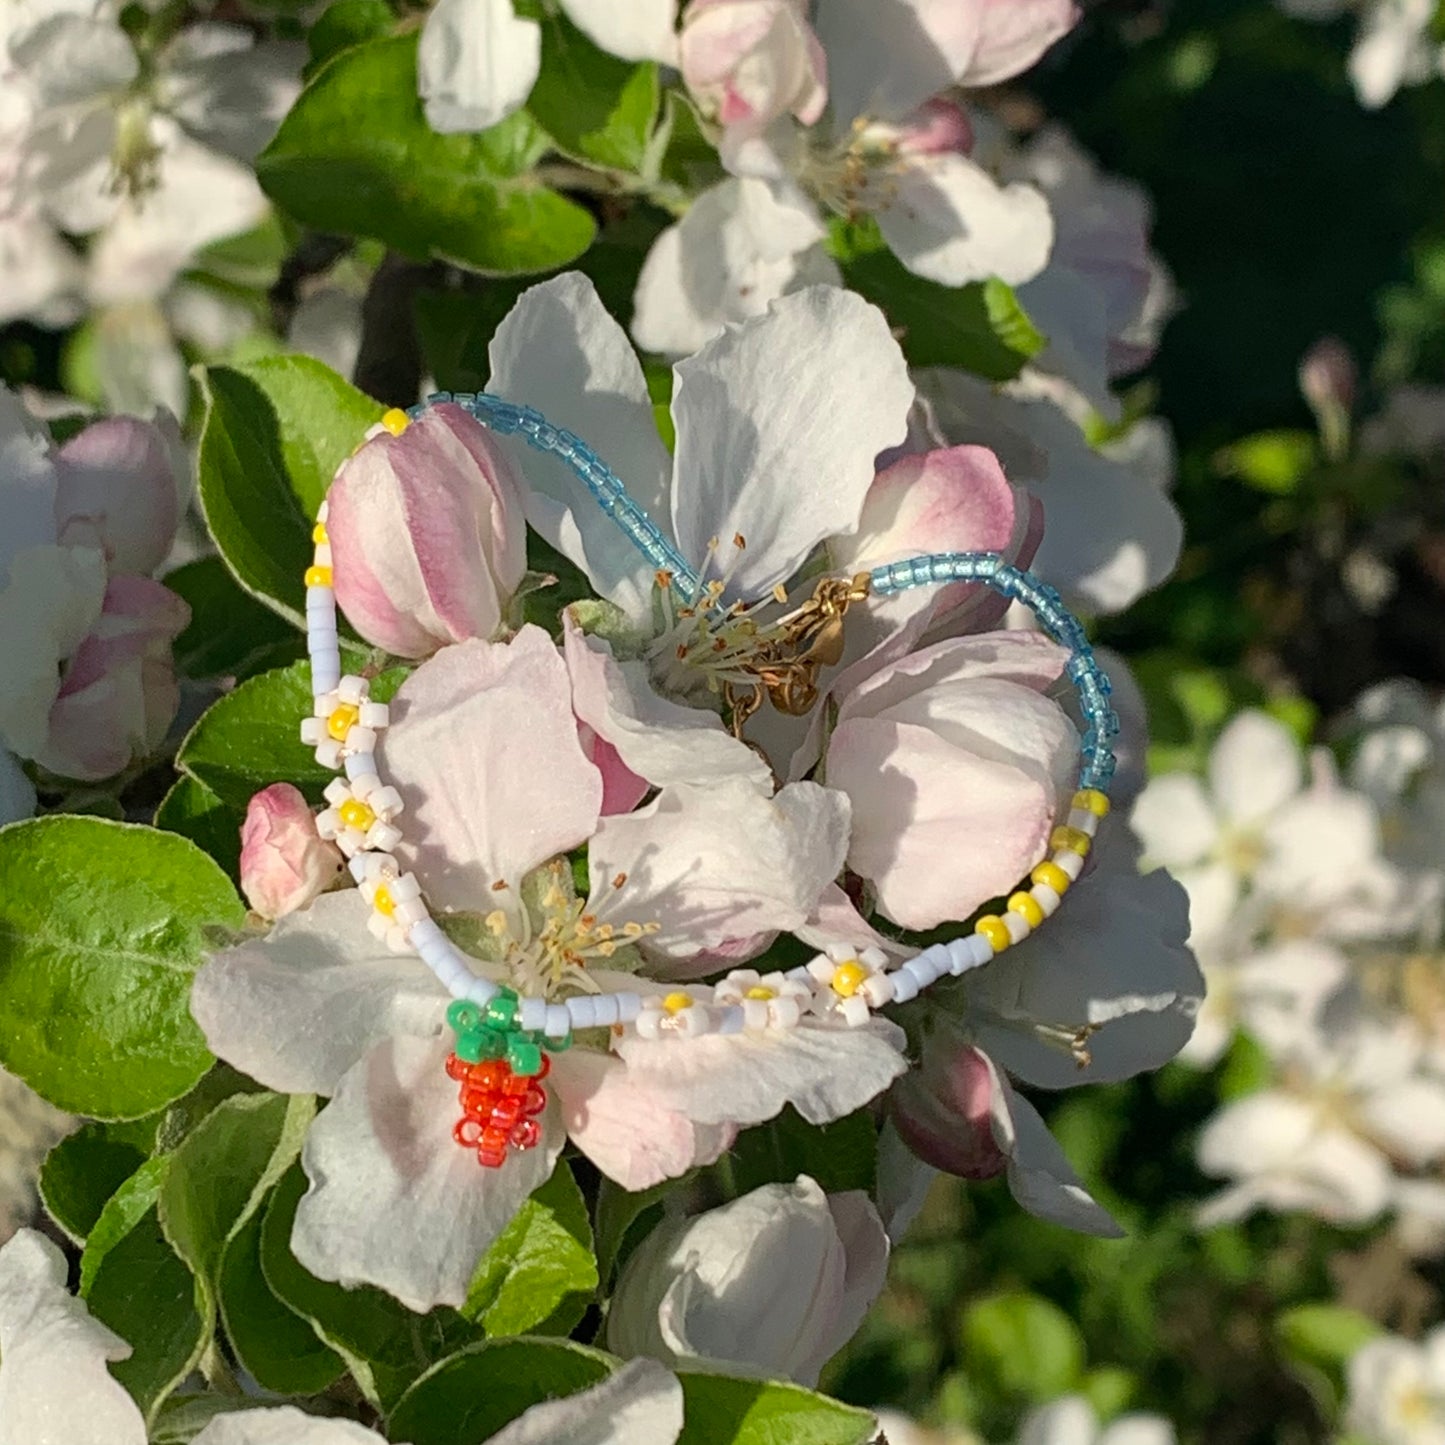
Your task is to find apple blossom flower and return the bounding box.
[1281,0,1445,108]
[327,403,528,658]
[890,1038,1005,1180]
[419,0,678,134]
[192,626,907,1309]
[240,783,346,920]
[1343,1325,1445,1445]
[1017,1396,1177,1445]
[606,1175,888,1387]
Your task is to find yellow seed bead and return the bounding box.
[1050,825,1092,856]
[662,992,694,1014]
[326,703,359,741]
[381,408,410,436]
[338,798,376,832]
[373,884,396,918]
[1031,860,1071,895]
[974,915,1012,953]
[1008,891,1044,929]
[312,522,329,544]
[831,961,868,997]
[1072,788,1111,817]
[305,564,333,588]
[745,985,777,1000]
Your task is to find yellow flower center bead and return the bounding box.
[974,915,1012,952]
[338,798,376,831]
[326,703,359,741]
[830,961,868,997]
[380,408,410,435]
[1072,788,1110,817]
[1050,825,1092,856]
[1007,891,1044,928]
[662,992,694,1014]
[373,884,396,918]
[304,564,333,588]
[1031,860,1072,895]
[745,985,777,1000]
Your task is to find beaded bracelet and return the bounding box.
[299,400,1118,1171]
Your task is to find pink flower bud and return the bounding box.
[327,404,527,659]
[33,574,189,782]
[239,782,343,920]
[53,412,188,577]
[894,98,975,157]
[1299,336,1357,418]
[680,0,826,135]
[890,1040,1006,1180]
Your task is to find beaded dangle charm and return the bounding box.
[444,992,568,1168]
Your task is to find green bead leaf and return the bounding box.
[958,1291,1085,1402]
[196,355,383,625]
[260,1165,481,1410]
[528,12,659,172]
[463,1162,598,1336]
[675,1373,877,1445]
[0,818,242,1119]
[386,1338,617,1445]
[166,556,306,681]
[258,35,597,274]
[154,775,245,883]
[175,660,409,810]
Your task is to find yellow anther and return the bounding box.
[831,961,868,997]
[372,884,396,918]
[975,915,1011,953]
[662,992,694,1014]
[380,408,410,436]
[1008,891,1044,929]
[745,985,777,1001]
[1031,860,1071,895]
[338,798,376,832]
[312,522,329,544]
[1072,788,1111,817]
[326,703,359,741]
[305,564,333,588]
[1050,825,1092,856]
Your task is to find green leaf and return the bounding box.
[81,1154,173,1294]
[39,1119,156,1240]
[1217,429,1318,495]
[197,356,383,624]
[529,12,659,172]
[153,1397,275,1445]
[463,1162,598,1335]
[718,1106,878,1198]
[675,1373,877,1445]
[594,1176,671,1285]
[166,556,306,680]
[175,660,408,809]
[307,0,394,71]
[958,1292,1085,1402]
[219,1206,347,1395]
[1275,1305,1382,1371]
[154,775,245,882]
[386,1338,617,1445]
[0,818,242,1118]
[260,1164,480,1410]
[86,1206,205,1421]
[836,235,1043,381]
[258,35,597,274]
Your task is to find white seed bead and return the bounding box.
[566,996,598,1029]
[860,973,895,1008]
[740,998,771,1030]
[768,996,802,1029]
[785,965,815,986]
[1053,848,1085,881]
[300,718,324,746]
[518,997,547,1032]
[323,778,349,806]
[308,625,339,648]
[313,543,333,567]
[359,702,389,729]
[947,934,994,974]
[337,676,366,704]
[1067,808,1099,835]
[590,994,620,1027]
[838,995,871,1027]
[366,912,389,941]
[726,968,761,989]
[544,1005,571,1040]
[716,1006,746,1035]
[860,946,888,969]
[635,1009,663,1041]
[314,738,343,769]
[1002,911,1032,944]
[807,956,836,984]
[889,970,920,1004]
[1030,882,1062,917]
[312,666,342,697]
[824,943,855,962]
[393,896,428,927]
[306,584,333,608]
[464,976,498,1005]
[391,874,420,902]
[901,957,937,988]
[369,821,403,853]
[344,752,377,781]
[373,785,403,815]
[314,809,341,841]
[613,993,642,1023]
[317,500,329,522]
[345,725,377,755]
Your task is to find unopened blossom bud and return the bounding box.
[32,575,189,782]
[606,1175,887,1387]
[1299,336,1357,417]
[326,403,527,659]
[239,783,343,920]
[679,0,826,135]
[894,98,975,157]
[891,1039,1006,1180]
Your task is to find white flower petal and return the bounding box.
[669,286,913,597]
[380,628,603,914]
[293,1033,564,1311]
[9,14,136,106]
[588,779,849,966]
[1018,1397,1102,1445]
[1207,711,1303,827]
[488,1357,683,1445]
[562,0,678,63]
[192,892,449,1097]
[0,750,36,825]
[1130,773,1219,870]
[0,1230,147,1445]
[614,1018,908,1127]
[874,153,1053,287]
[418,0,541,133]
[488,274,674,619]
[0,213,81,328]
[192,1406,384,1444]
